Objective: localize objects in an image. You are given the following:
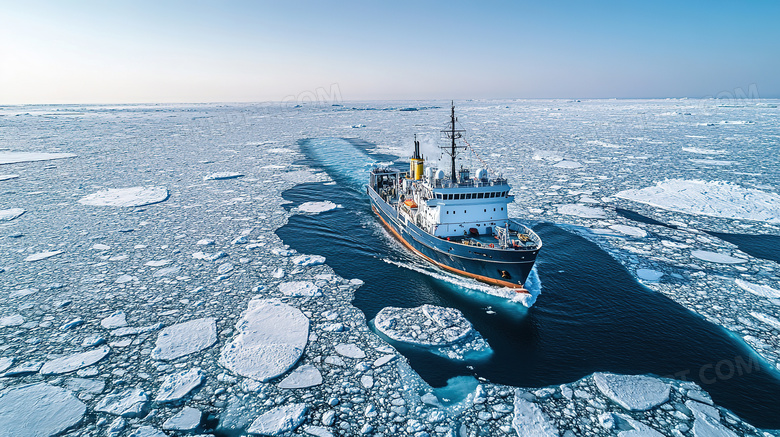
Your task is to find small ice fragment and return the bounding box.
[609,225,647,238]
[163,406,202,431]
[636,269,664,282]
[110,323,163,337]
[334,343,365,359]
[558,204,607,219]
[145,259,171,267]
[204,172,244,181]
[196,239,215,246]
[512,392,560,436]
[60,318,84,330]
[92,243,111,250]
[291,254,326,267]
[94,387,148,417]
[0,314,25,326]
[297,201,342,214]
[115,274,137,284]
[272,268,285,279]
[279,281,321,297]
[0,174,20,181]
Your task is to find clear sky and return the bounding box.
[1,0,778,104]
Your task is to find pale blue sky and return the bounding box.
[1,1,778,104]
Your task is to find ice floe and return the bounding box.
[292,254,327,267]
[150,317,217,360]
[0,208,25,221]
[279,281,321,297]
[0,383,86,437]
[155,368,204,402]
[636,269,664,282]
[78,186,169,207]
[615,179,780,223]
[24,250,63,262]
[162,406,202,431]
[374,305,491,360]
[101,311,128,329]
[735,279,780,300]
[219,299,309,381]
[0,151,76,165]
[558,204,607,219]
[297,201,342,214]
[0,174,20,181]
[40,345,110,375]
[247,403,308,435]
[95,387,149,417]
[691,250,748,264]
[609,224,647,238]
[204,172,244,180]
[552,160,582,169]
[0,314,25,326]
[512,393,560,436]
[278,364,323,389]
[593,372,670,411]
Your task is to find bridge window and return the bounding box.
[478,193,484,199]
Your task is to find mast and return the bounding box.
[441,101,465,183]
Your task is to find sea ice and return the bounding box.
[279,281,321,297]
[127,426,167,437]
[552,160,582,169]
[150,317,217,360]
[219,299,309,381]
[735,279,780,299]
[0,383,86,437]
[277,364,323,389]
[162,406,202,431]
[557,204,607,219]
[24,250,63,262]
[297,201,342,214]
[750,312,780,331]
[593,373,670,411]
[247,403,308,435]
[110,323,163,337]
[78,186,169,207]
[291,254,327,267]
[375,305,473,345]
[155,368,204,402]
[0,208,25,221]
[39,345,110,375]
[94,387,148,417]
[334,343,366,359]
[609,224,647,238]
[101,311,128,329]
[636,269,664,282]
[0,151,76,165]
[204,172,244,180]
[0,174,20,181]
[512,393,560,437]
[615,179,780,223]
[691,250,748,264]
[0,314,25,326]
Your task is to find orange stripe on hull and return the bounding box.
[372,206,530,294]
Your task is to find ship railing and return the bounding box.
[429,178,510,189]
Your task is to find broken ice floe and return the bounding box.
[615,179,780,223]
[78,186,169,207]
[735,279,780,300]
[296,201,342,214]
[277,364,323,389]
[0,174,20,181]
[292,254,326,267]
[95,387,148,417]
[0,208,25,221]
[608,224,647,238]
[150,318,217,360]
[204,172,244,180]
[374,305,491,360]
[101,311,128,329]
[0,151,76,165]
[162,406,202,431]
[0,383,85,437]
[219,299,309,381]
[636,269,664,282]
[512,394,560,437]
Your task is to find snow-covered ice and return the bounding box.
[616,179,780,223]
[512,393,560,437]
[94,387,149,417]
[375,305,473,345]
[636,269,664,282]
[278,281,321,297]
[204,172,244,180]
[0,174,20,181]
[291,254,327,267]
[593,372,670,411]
[691,250,748,264]
[78,186,169,207]
[39,345,110,375]
[162,406,202,431]
[23,250,64,262]
[101,311,128,329]
[219,299,309,381]
[277,364,323,389]
[609,224,647,238]
[735,279,780,299]
[0,383,86,437]
[150,318,217,360]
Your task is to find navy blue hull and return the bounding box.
[368,187,538,289]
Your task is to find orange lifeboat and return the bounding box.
[404,199,418,208]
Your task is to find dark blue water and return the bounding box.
[278,138,780,429]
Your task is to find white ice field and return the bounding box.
[1,100,780,436]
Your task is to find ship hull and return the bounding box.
[368,187,537,292]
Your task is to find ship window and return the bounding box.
[478,193,484,199]
[493,208,496,211]
[464,210,467,213]
[446,211,449,214]
[490,192,496,198]
[448,194,454,200]
[484,209,486,212]
[501,207,504,211]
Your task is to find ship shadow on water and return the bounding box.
[279,138,780,429]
